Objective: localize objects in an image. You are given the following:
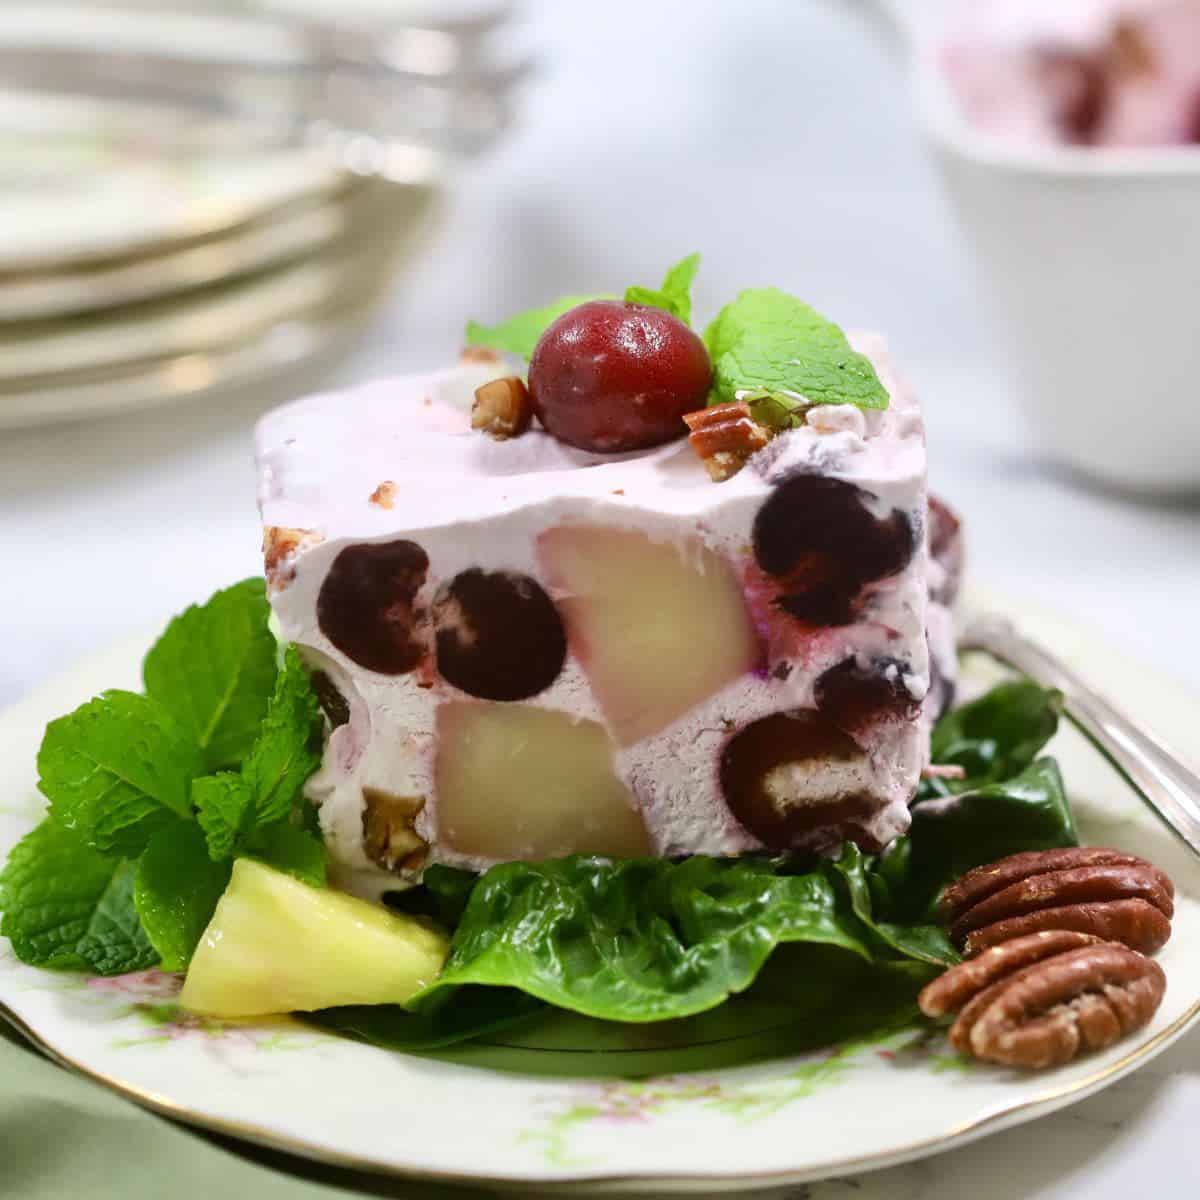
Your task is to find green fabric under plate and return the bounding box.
[0,1021,486,1200]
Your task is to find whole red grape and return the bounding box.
[528,300,712,452]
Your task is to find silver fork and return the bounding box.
[961,616,1200,860]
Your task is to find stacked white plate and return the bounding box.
[0,2,516,429]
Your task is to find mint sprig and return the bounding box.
[241,649,323,827]
[245,821,327,889]
[464,263,888,431]
[38,690,202,858]
[465,295,605,361]
[193,773,253,862]
[191,646,326,881]
[75,860,158,975]
[624,252,700,325]
[464,253,704,362]
[704,288,890,418]
[135,823,233,973]
[4,579,328,976]
[143,579,278,771]
[0,820,156,974]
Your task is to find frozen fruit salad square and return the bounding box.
[258,367,959,895]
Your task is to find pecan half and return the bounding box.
[964,899,1173,957]
[940,847,1175,918]
[951,943,1166,1069]
[919,930,1102,1019]
[941,847,1174,957]
[683,402,772,481]
[472,376,533,440]
[362,788,428,873]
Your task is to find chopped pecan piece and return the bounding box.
[921,763,967,781]
[683,402,773,481]
[263,526,324,590]
[472,376,533,440]
[362,788,428,873]
[460,345,502,366]
[940,847,1175,956]
[952,943,1166,1069]
[369,480,398,509]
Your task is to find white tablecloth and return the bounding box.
[1,2,1197,1195]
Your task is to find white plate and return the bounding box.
[0,190,350,323]
[1,595,1198,1192]
[0,6,343,272]
[0,180,437,430]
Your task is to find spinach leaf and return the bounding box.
[412,854,878,1023]
[384,864,478,928]
[826,844,957,966]
[312,947,933,1076]
[309,680,1079,1051]
[885,758,1078,919]
[309,987,544,1052]
[919,681,1062,800]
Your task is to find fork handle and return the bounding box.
[961,618,1200,858]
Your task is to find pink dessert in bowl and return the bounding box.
[940,0,1200,148]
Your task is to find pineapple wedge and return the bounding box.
[180,859,448,1018]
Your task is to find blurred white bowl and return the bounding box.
[873,0,1200,495]
[918,53,1200,495]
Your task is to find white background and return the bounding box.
[0,2,1197,1195]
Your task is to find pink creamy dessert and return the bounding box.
[941,0,1200,147]
[255,332,962,900]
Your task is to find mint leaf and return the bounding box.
[143,579,278,772]
[191,649,323,865]
[134,823,232,972]
[75,860,158,976]
[38,691,203,858]
[625,252,700,325]
[465,295,605,360]
[660,252,701,323]
[246,821,326,888]
[0,819,125,970]
[242,647,323,827]
[703,288,889,414]
[193,772,254,861]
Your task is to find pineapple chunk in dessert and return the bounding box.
[538,526,759,745]
[435,703,651,860]
[180,859,447,1017]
